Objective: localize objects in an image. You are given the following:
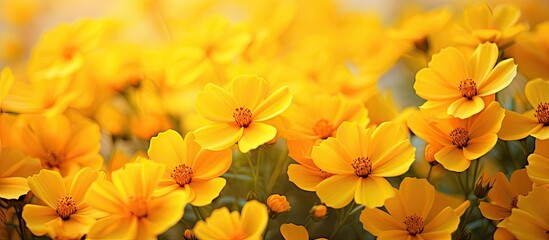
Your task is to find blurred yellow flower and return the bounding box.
[360,178,461,239]
[148,130,231,206]
[193,200,268,240]
[479,170,533,220]
[500,78,549,140]
[0,67,15,111]
[498,186,549,239]
[526,139,549,187]
[414,42,516,119]
[506,22,549,79]
[0,146,41,199]
[86,160,187,239]
[408,102,504,172]
[22,168,105,239]
[280,223,327,240]
[312,121,415,208]
[194,75,292,152]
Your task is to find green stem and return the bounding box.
[267,147,288,194]
[264,219,272,239]
[426,165,433,182]
[454,172,467,196]
[192,206,204,221]
[469,159,480,195]
[245,152,259,196]
[457,197,479,237]
[13,202,27,240]
[330,202,355,239]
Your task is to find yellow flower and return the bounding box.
[414,42,516,119]
[506,22,549,80]
[280,223,327,240]
[456,3,527,47]
[407,101,504,172]
[498,186,549,239]
[193,200,268,240]
[499,78,549,140]
[360,178,462,239]
[22,168,105,239]
[11,113,103,176]
[479,170,533,220]
[148,130,231,206]
[526,139,549,187]
[0,67,15,111]
[0,146,41,199]
[312,121,415,208]
[267,194,291,216]
[86,160,187,240]
[194,75,292,152]
[285,94,369,191]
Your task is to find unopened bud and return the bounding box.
[424,144,440,165]
[267,194,291,219]
[310,204,327,221]
[183,229,196,240]
[474,172,495,199]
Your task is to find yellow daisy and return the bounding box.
[194,75,292,152]
[407,101,504,172]
[360,178,463,239]
[498,186,549,239]
[479,170,533,220]
[312,121,415,208]
[86,160,187,240]
[526,139,549,187]
[22,168,105,239]
[193,200,268,240]
[148,130,232,206]
[499,78,549,140]
[414,42,516,119]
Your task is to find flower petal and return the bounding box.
[69,168,103,204]
[312,138,354,175]
[400,178,434,220]
[525,78,549,108]
[195,83,236,123]
[87,214,137,240]
[240,200,269,238]
[287,164,325,192]
[435,146,470,172]
[194,123,243,151]
[478,202,511,220]
[360,207,405,236]
[232,75,268,110]
[253,86,293,121]
[148,130,187,169]
[237,122,276,153]
[0,177,30,199]
[192,148,232,180]
[414,68,459,101]
[447,97,485,119]
[27,169,66,209]
[499,110,541,140]
[478,58,516,96]
[280,223,309,240]
[145,191,187,234]
[188,178,226,206]
[22,204,59,236]
[316,174,358,208]
[463,134,497,160]
[422,207,459,234]
[355,177,395,208]
[469,42,498,88]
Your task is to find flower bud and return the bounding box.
[183,229,196,240]
[310,204,327,221]
[474,172,495,199]
[424,144,440,165]
[266,194,291,219]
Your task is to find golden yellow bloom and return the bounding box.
[498,186,549,239]
[148,130,231,206]
[312,121,415,208]
[408,102,504,172]
[500,78,549,140]
[455,3,527,47]
[86,160,187,239]
[479,170,533,220]
[414,42,516,119]
[193,200,268,240]
[10,113,103,176]
[526,139,549,187]
[0,146,41,199]
[506,22,549,79]
[194,75,292,152]
[22,168,105,239]
[360,178,462,239]
[267,194,291,215]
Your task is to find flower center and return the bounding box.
[56,196,77,220]
[535,102,549,126]
[128,196,148,218]
[171,164,193,186]
[45,151,66,169]
[404,214,424,236]
[313,119,333,139]
[510,195,518,208]
[351,157,372,178]
[450,127,469,148]
[233,106,252,128]
[459,79,477,100]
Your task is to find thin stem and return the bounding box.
[267,146,288,194]
[13,202,27,240]
[426,165,433,182]
[330,202,356,239]
[264,219,272,239]
[469,159,480,195]
[245,152,259,196]
[192,206,204,221]
[457,197,480,237]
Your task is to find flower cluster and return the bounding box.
[1,0,548,239]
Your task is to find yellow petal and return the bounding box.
[428,47,468,86]
[280,224,309,240]
[463,134,497,159]
[194,122,243,151]
[371,140,415,177]
[468,101,505,137]
[316,174,358,208]
[240,200,268,238]
[28,169,66,209]
[336,121,370,158]
[86,180,127,214]
[479,202,511,220]
[400,178,434,220]
[231,75,268,111]
[195,83,236,123]
[478,58,516,96]
[0,177,29,199]
[525,78,549,108]
[0,67,14,101]
[468,42,498,88]
[253,86,293,121]
[68,167,103,203]
[493,5,521,29]
[526,154,549,186]
[510,169,533,196]
[407,111,452,146]
[192,148,232,180]
[499,110,540,140]
[87,214,137,240]
[503,209,548,240]
[312,138,354,175]
[146,191,187,234]
[531,126,549,140]
[194,207,234,239]
[435,146,470,172]
[447,97,485,119]
[22,204,59,236]
[355,177,395,208]
[59,214,96,239]
[422,207,459,234]
[237,122,276,153]
[360,207,405,236]
[287,164,325,192]
[64,118,101,161]
[414,68,459,101]
[148,130,187,169]
[188,178,226,206]
[212,32,251,64]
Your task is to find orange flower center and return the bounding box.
[56,196,77,220]
[535,102,549,126]
[128,196,148,218]
[172,164,193,186]
[459,79,477,100]
[404,214,424,236]
[450,127,469,148]
[45,151,66,169]
[510,195,518,208]
[352,157,372,177]
[233,106,252,128]
[313,119,333,139]
[62,45,78,60]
